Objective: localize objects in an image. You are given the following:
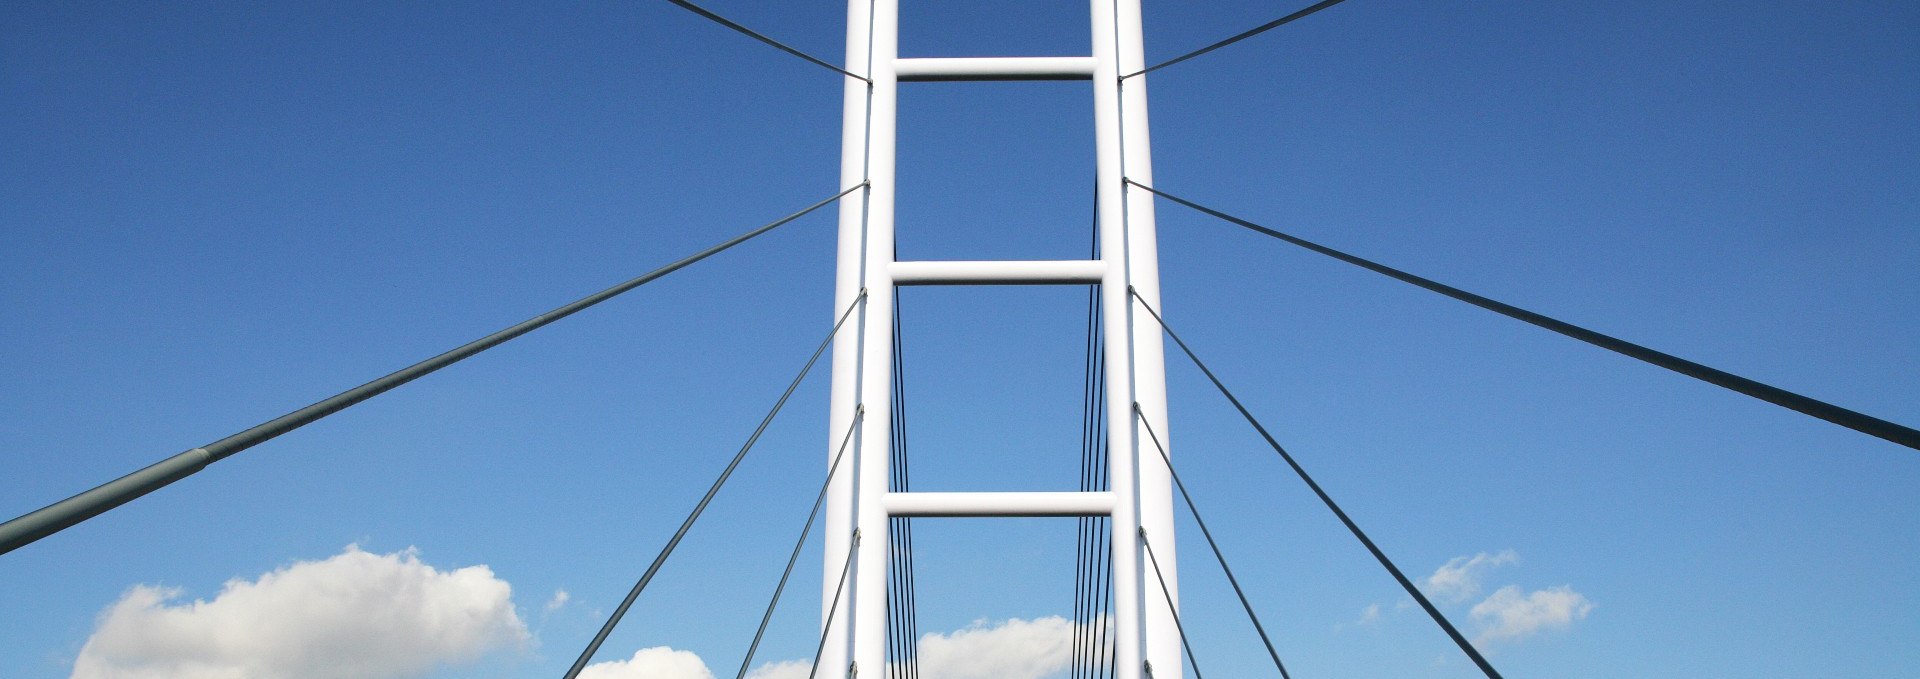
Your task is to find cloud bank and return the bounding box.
[580,616,1084,679]
[71,545,527,679]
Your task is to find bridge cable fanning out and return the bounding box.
[1129,288,1507,679]
[887,289,924,679]
[1128,180,1920,453]
[1135,405,1294,679]
[1121,0,1352,80]
[0,182,868,558]
[734,407,863,679]
[1071,186,1117,679]
[1140,531,1206,679]
[808,535,862,679]
[660,0,872,83]
[562,289,869,679]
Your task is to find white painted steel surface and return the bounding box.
[820,0,871,674]
[1089,1,1148,676]
[1113,0,1182,675]
[889,260,1106,285]
[884,491,1117,517]
[894,56,1098,81]
[826,2,1176,678]
[847,1,900,676]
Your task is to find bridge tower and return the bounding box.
[822,2,1180,678]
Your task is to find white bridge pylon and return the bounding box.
[822,2,1180,679]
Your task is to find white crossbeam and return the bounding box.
[884,491,1116,517]
[889,260,1105,286]
[894,56,1097,81]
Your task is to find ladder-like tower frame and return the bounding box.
[823,3,1180,678]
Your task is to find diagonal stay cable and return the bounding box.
[733,407,862,679]
[1122,0,1351,80]
[1130,288,1506,679]
[0,182,867,558]
[660,0,871,83]
[807,534,861,679]
[1135,405,1293,679]
[1130,179,1920,453]
[563,288,868,679]
[1139,530,1206,679]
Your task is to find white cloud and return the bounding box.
[742,659,810,679]
[578,647,716,679]
[1469,585,1593,644]
[917,616,1075,679]
[1423,550,1517,603]
[582,616,1094,679]
[1356,603,1383,626]
[71,545,527,679]
[545,589,571,614]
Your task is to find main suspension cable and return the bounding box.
[660,0,871,83]
[1122,0,1352,80]
[1135,405,1293,679]
[0,182,867,558]
[1129,288,1506,679]
[732,407,863,679]
[1130,180,1920,453]
[562,289,868,679]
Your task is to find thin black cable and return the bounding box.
[1131,179,1920,453]
[1140,531,1206,679]
[807,534,861,679]
[733,408,862,679]
[0,183,868,557]
[562,289,868,679]
[1072,189,1107,679]
[1122,0,1351,79]
[1129,288,1505,679]
[660,0,871,83]
[1135,405,1294,679]
[889,292,923,679]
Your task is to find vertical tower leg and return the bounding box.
[824,0,876,677]
[1113,0,1181,676]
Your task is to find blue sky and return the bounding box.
[3,1,1916,678]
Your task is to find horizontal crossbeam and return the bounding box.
[890,260,1106,285]
[895,57,1098,81]
[884,491,1116,517]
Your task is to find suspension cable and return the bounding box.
[1072,188,1115,679]
[1135,405,1293,679]
[888,292,923,679]
[1129,288,1506,679]
[1140,530,1206,679]
[562,289,868,679]
[0,182,867,558]
[807,534,862,679]
[660,0,871,83]
[1121,0,1351,80]
[733,407,862,679]
[1130,179,1920,452]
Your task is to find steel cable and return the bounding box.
[1122,0,1351,80]
[1136,405,1294,679]
[1130,179,1920,452]
[660,0,871,83]
[807,535,862,679]
[1140,532,1206,679]
[1130,288,1507,679]
[733,408,863,679]
[562,288,869,679]
[0,182,867,557]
